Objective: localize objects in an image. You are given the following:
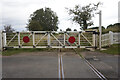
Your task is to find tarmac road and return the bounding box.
[2,51,119,79]
[81,51,119,79]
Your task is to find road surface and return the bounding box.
[2,51,119,80]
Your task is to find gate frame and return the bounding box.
[1,30,99,50]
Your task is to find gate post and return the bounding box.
[3,32,6,48]
[0,31,2,51]
[109,31,113,45]
[18,32,21,48]
[93,32,96,48]
[47,32,51,47]
[32,32,35,48]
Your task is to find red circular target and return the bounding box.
[68,36,75,43]
[23,36,30,43]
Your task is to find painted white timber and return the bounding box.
[35,33,47,46]
[0,31,2,51]
[32,32,35,46]
[93,34,96,46]
[7,33,17,45]
[78,33,80,46]
[81,33,93,46]
[3,33,6,47]
[51,33,64,46]
[48,33,51,46]
[64,33,65,46]
[109,31,113,45]
[18,32,20,46]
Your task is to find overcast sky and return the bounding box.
[0,0,119,31]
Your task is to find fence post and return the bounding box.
[3,32,6,48]
[47,32,51,47]
[0,31,2,51]
[109,31,113,45]
[93,33,96,47]
[32,32,35,47]
[18,32,20,48]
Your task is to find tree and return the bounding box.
[66,28,71,31]
[4,25,15,32]
[60,29,62,31]
[107,23,120,29]
[26,7,59,31]
[66,2,101,30]
[74,29,77,31]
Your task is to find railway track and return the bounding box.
[58,48,108,80]
[57,34,107,79]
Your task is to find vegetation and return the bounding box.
[74,29,77,31]
[103,23,120,33]
[98,44,120,55]
[26,7,59,31]
[4,25,15,32]
[66,2,101,30]
[87,23,120,34]
[2,48,54,56]
[66,28,72,31]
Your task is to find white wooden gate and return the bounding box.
[0,31,98,50]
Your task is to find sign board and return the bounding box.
[68,36,75,43]
[23,36,30,43]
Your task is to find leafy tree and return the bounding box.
[74,29,77,31]
[107,23,120,29]
[88,26,105,29]
[66,2,101,30]
[27,7,59,31]
[4,25,15,32]
[60,29,62,31]
[66,28,71,31]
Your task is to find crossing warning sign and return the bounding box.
[68,36,75,43]
[23,36,30,43]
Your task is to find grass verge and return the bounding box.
[98,44,120,55]
[2,48,51,56]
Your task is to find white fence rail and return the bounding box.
[101,31,120,47]
[0,31,98,51]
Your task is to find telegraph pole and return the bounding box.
[99,10,102,49]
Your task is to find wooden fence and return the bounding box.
[101,31,120,47]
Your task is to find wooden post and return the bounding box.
[18,32,20,48]
[32,32,35,47]
[64,32,66,46]
[0,31,2,51]
[47,32,51,47]
[109,31,113,45]
[3,32,6,48]
[93,33,96,47]
[78,33,80,46]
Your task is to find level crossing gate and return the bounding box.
[0,31,98,50]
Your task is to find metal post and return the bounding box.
[99,10,102,49]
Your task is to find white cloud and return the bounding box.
[0,0,119,31]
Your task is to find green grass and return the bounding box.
[98,44,120,55]
[2,48,49,56]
